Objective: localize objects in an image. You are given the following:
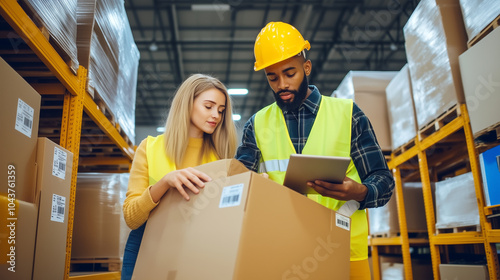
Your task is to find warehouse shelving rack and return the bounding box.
[370,103,500,280]
[0,1,130,279]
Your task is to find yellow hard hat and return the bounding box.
[254,22,311,71]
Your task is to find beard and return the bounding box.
[273,73,309,112]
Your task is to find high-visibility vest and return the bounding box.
[254,96,368,261]
[146,135,218,186]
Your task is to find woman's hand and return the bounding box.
[150,167,212,202]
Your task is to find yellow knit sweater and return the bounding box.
[123,137,206,230]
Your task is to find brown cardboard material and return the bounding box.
[459,26,500,136]
[32,138,73,280]
[0,57,40,203]
[133,160,351,280]
[439,264,489,280]
[0,197,37,280]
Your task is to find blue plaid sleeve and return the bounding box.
[350,103,395,209]
[235,115,261,172]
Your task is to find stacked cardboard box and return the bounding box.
[133,159,351,280]
[439,264,489,280]
[385,64,418,151]
[403,0,468,130]
[333,71,398,151]
[459,26,500,137]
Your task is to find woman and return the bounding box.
[121,74,237,279]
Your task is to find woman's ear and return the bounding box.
[304,60,312,76]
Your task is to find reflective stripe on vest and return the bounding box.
[146,135,218,186]
[254,96,368,261]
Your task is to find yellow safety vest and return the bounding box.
[254,96,368,261]
[146,135,218,186]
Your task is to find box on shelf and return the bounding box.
[32,138,73,280]
[385,64,418,151]
[0,57,40,203]
[369,182,429,236]
[71,173,130,259]
[459,26,500,137]
[133,159,351,280]
[439,264,489,280]
[333,71,397,151]
[479,145,500,207]
[403,0,468,130]
[380,256,433,280]
[435,172,480,230]
[458,0,500,46]
[0,196,38,280]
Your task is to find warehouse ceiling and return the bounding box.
[126,0,420,128]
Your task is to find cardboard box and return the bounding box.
[133,159,351,280]
[439,264,489,280]
[0,196,38,280]
[0,57,40,203]
[380,256,433,280]
[71,173,129,259]
[479,145,500,206]
[369,182,429,236]
[385,64,418,150]
[403,0,468,129]
[32,138,73,280]
[333,71,398,151]
[459,26,500,136]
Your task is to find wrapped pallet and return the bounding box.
[435,172,480,230]
[22,0,79,72]
[385,64,418,151]
[333,71,397,152]
[459,0,500,45]
[368,182,429,236]
[77,0,139,144]
[71,173,130,260]
[403,0,468,130]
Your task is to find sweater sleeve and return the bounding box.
[122,138,159,230]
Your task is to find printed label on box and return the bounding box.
[15,98,34,138]
[51,194,66,223]
[52,146,67,180]
[219,184,244,208]
[336,213,350,231]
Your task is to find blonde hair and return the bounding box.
[163,74,237,165]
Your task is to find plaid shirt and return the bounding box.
[235,85,394,209]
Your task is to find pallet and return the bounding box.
[436,224,481,234]
[467,13,500,49]
[474,122,500,154]
[418,104,461,141]
[70,258,121,272]
[392,138,417,157]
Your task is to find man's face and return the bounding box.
[264,56,312,111]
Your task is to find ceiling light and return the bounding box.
[232,114,241,121]
[389,43,398,51]
[228,88,248,95]
[191,4,230,11]
[156,126,165,133]
[149,42,158,52]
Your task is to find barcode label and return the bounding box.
[219,184,244,208]
[51,194,66,223]
[52,146,67,180]
[15,98,35,138]
[336,213,350,231]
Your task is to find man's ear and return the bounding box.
[304,60,312,76]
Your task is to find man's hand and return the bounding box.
[307,176,368,202]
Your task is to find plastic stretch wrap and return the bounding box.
[71,173,131,259]
[23,0,79,72]
[435,172,480,229]
[333,71,397,151]
[459,0,500,42]
[385,65,418,150]
[368,182,428,236]
[403,0,467,129]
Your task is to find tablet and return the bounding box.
[283,154,351,195]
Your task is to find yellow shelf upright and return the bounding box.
[60,66,86,279]
[393,167,413,280]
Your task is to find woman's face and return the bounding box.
[189,88,226,138]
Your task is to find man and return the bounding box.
[236,21,395,280]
